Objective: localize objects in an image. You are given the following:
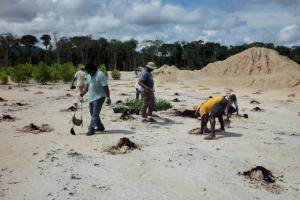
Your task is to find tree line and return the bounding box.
[1,32,300,70]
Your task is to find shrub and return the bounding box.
[113,98,172,114]
[0,68,9,84]
[125,98,143,114]
[99,64,108,77]
[59,63,77,83]
[10,63,33,84]
[49,64,61,82]
[111,69,121,80]
[154,98,172,111]
[32,62,52,84]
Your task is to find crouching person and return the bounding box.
[80,63,111,136]
[196,95,236,140]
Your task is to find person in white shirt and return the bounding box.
[71,67,87,93]
[135,81,141,99]
[71,67,87,108]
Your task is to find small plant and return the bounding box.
[32,62,52,84]
[113,98,172,115]
[125,98,143,114]
[154,98,172,111]
[10,63,33,84]
[111,69,121,80]
[99,64,108,77]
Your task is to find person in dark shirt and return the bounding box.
[138,62,156,122]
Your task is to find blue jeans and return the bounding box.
[89,97,105,132]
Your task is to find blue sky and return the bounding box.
[0,0,300,46]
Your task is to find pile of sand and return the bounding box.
[200,47,300,89]
[153,65,197,83]
[239,166,285,194]
[17,123,54,134]
[105,137,139,155]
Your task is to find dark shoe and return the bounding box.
[96,126,105,132]
[204,135,216,140]
[86,131,95,136]
[148,117,156,123]
[141,118,149,123]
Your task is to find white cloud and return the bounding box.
[0,0,299,45]
[277,24,300,44]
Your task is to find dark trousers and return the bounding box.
[89,97,105,132]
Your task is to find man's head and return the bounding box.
[145,62,157,72]
[84,63,97,75]
[229,94,237,102]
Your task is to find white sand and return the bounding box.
[0,71,300,200]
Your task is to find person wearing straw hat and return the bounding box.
[139,62,157,122]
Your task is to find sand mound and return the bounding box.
[120,112,135,121]
[0,114,16,122]
[17,123,54,134]
[239,166,285,194]
[251,107,264,112]
[173,109,196,118]
[105,137,139,155]
[153,65,197,83]
[200,47,300,89]
[0,97,8,102]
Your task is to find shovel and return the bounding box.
[70,102,83,135]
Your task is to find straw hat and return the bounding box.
[145,62,157,70]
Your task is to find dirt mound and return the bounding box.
[251,107,264,112]
[250,100,261,104]
[12,102,28,106]
[0,114,16,122]
[173,109,196,118]
[60,106,77,112]
[0,97,8,102]
[239,166,285,194]
[17,123,54,134]
[153,65,197,83]
[120,112,135,121]
[200,47,300,89]
[105,137,139,155]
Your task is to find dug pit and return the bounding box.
[60,106,77,112]
[105,137,139,155]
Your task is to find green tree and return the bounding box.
[20,34,38,63]
[40,34,51,63]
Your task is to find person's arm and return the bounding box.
[80,86,88,97]
[104,86,111,105]
[70,77,76,89]
[138,80,153,92]
[234,100,239,115]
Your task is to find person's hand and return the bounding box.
[78,96,83,103]
[106,97,111,105]
[70,85,76,90]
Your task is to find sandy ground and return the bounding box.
[0,72,300,200]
